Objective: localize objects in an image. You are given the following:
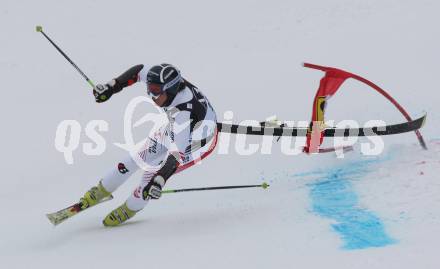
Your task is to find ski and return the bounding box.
[217,113,426,137]
[46,195,113,226]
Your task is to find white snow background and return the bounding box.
[0,0,439,268]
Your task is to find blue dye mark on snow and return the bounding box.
[297,157,396,250]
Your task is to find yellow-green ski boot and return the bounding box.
[103,202,137,227]
[80,181,112,210]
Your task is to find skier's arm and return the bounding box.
[93,64,144,103]
[112,64,144,92]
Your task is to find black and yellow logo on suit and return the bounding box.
[316,96,326,122]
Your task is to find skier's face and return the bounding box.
[152,92,168,107]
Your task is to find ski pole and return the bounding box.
[162,182,269,194]
[35,25,95,88]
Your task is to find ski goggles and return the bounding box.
[147,82,164,98]
[147,74,182,98]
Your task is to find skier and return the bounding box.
[80,63,218,226]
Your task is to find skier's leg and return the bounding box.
[100,156,139,193]
[102,134,170,226]
[79,156,140,209]
[102,152,180,227]
[101,171,157,227]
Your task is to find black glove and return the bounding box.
[93,80,116,103]
[143,175,166,200]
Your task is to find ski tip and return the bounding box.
[261,182,270,189]
[36,25,43,32]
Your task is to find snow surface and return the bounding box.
[1,0,440,268]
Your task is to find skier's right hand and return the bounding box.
[93,80,115,103]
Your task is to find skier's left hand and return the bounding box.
[147,175,166,199]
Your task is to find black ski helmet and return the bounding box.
[146,63,183,97]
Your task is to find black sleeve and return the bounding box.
[112,64,144,93]
[156,154,179,181]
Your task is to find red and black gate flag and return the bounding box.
[303,63,427,153]
[304,64,352,153]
